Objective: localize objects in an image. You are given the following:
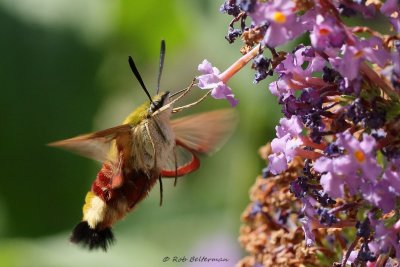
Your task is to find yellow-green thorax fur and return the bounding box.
[112,92,175,174]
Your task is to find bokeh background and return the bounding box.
[0,0,280,266]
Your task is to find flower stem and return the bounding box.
[375,251,391,267]
[300,136,327,150]
[219,44,262,83]
[341,236,360,267]
[359,62,398,99]
[296,148,323,160]
[329,202,359,215]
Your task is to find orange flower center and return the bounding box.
[319,28,330,35]
[273,11,287,24]
[354,50,364,58]
[354,150,366,163]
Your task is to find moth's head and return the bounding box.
[149,91,170,114]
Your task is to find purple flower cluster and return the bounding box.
[198,0,400,266]
[268,116,303,175]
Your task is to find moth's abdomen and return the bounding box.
[70,221,114,251]
[71,164,123,251]
[71,190,114,251]
[71,164,159,251]
[121,170,159,210]
[91,164,114,202]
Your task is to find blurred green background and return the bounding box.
[0,0,280,266]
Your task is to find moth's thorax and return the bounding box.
[111,92,174,173]
[130,106,175,173]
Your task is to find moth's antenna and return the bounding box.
[128,56,153,103]
[156,40,166,94]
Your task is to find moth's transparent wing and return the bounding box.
[48,124,132,163]
[170,109,238,155]
[161,109,238,178]
[161,144,200,177]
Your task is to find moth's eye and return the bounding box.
[150,100,162,112]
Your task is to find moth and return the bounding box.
[49,41,237,251]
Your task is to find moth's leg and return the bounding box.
[173,146,178,186]
[169,78,196,105]
[172,89,211,113]
[151,79,196,117]
[110,152,124,189]
[158,175,163,207]
[145,122,157,170]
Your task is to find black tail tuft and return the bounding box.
[70,221,115,251]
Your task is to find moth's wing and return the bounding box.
[161,144,200,178]
[161,109,238,178]
[48,124,132,163]
[170,109,238,155]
